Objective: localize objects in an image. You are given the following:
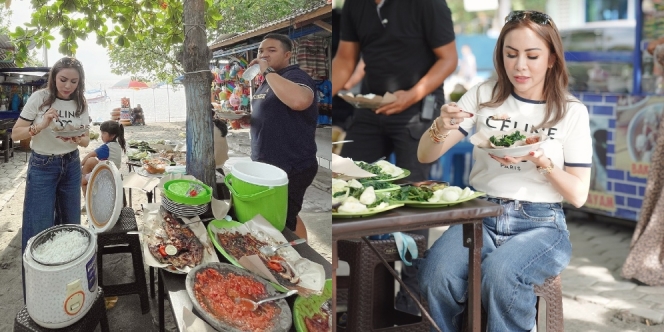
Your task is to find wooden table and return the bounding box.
[332,199,503,332]
[157,228,332,332]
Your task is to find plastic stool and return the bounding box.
[14,287,110,332]
[337,234,430,331]
[534,275,563,332]
[97,207,150,314]
[438,140,474,187]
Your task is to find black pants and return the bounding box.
[285,163,319,231]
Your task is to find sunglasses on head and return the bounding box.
[57,57,82,68]
[505,11,551,25]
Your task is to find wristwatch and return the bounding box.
[537,158,554,175]
[263,67,276,76]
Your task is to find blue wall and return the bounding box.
[455,34,498,72]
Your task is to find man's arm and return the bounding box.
[375,41,458,115]
[263,73,315,111]
[332,41,361,96]
[343,58,365,90]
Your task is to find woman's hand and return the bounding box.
[489,148,551,168]
[58,132,87,144]
[436,102,473,132]
[41,108,59,130]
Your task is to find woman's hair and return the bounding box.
[100,120,126,153]
[480,11,571,129]
[40,57,88,117]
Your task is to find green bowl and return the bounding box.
[293,279,332,331]
[163,179,212,205]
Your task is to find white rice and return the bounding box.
[32,230,89,264]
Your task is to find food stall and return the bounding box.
[208,3,333,126]
[560,0,663,223]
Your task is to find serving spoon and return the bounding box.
[235,290,299,311]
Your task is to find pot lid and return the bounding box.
[86,161,124,233]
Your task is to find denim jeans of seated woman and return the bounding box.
[417,197,571,332]
[21,150,82,302]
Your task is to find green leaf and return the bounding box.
[210,11,222,21]
[116,35,126,47]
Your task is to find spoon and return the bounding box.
[259,238,307,256]
[235,290,299,311]
[462,111,510,121]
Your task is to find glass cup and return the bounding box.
[242,64,261,81]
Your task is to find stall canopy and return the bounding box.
[210,3,332,59]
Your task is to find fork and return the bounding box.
[259,239,307,256]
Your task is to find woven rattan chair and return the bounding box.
[337,234,430,331]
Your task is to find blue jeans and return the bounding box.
[417,197,571,332]
[22,150,81,301]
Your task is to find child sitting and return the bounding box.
[81,120,126,199]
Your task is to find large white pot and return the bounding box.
[23,224,98,329]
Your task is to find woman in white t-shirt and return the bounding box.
[11,57,90,301]
[416,11,592,331]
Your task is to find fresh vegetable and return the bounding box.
[355,161,394,180]
[489,131,526,147]
[158,245,167,257]
[395,186,434,202]
[358,180,398,190]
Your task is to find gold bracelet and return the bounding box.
[428,120,450,144]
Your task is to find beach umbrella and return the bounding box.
[110,77,150,90]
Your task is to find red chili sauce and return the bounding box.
[194,269,281,332]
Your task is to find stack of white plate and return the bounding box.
[161,195,208,217]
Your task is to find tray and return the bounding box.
[397,192,486,208]
[372,169,410,183]
[186,262,292,332]
[332,203,404,218]
[373,183,401,193]
[293,279,332,332]
[207,218,326,295]
[214,110,249,120]
[207,219,288,292]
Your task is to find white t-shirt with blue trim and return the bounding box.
[19,89,89,156]
[457,82,593,203]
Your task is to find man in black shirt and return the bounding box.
[249,33,318,239]
[332,0,458,315]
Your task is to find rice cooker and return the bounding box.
[23,224,98,329]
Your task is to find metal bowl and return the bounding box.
[185,262,292,332]
[29,225,93,266]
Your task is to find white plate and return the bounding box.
[136,167,166,178]
[51,127,89,137]
[478,140,546,158]
[213,110,249,120]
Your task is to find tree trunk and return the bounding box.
[183,0,216,197]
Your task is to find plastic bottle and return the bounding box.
[242,64,261,82]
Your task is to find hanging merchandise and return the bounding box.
[295,36,330,80]
[211,57,252,121]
